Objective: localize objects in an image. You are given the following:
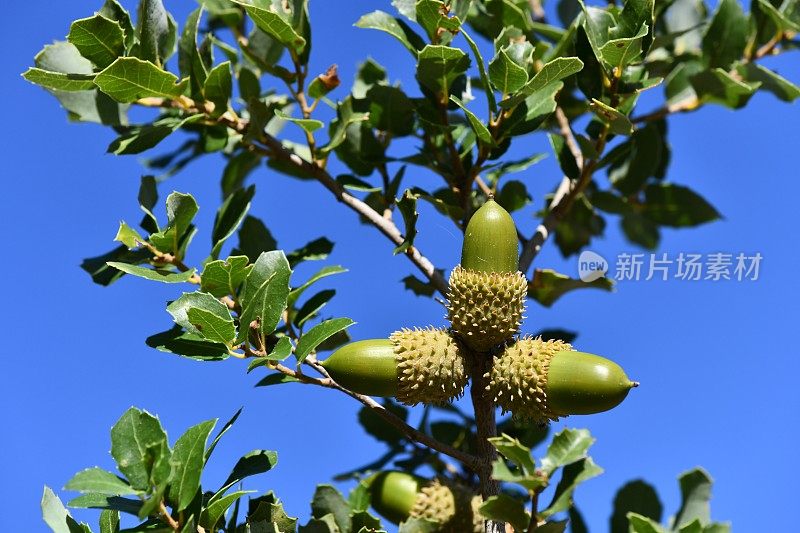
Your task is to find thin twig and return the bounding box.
[273,360,480,470]
[528,0,546,22]
[135,97,449,296]
[518,107,583,273]
[527,491,540,533]
[159,501,180,531]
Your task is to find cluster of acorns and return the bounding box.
[322,199,637,424]
[320,199,637,529]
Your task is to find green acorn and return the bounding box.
[320,328,470,405]
[487,337,638,423]
[366,471,483,532]
[461,198,519,273]
[448,199,527,352]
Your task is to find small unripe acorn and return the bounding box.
[488,337,637,423]
[365,471,483,532]
[461,198,519,273]
[320,328,470,406]
[448,199,527,352]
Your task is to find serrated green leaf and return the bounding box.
[461,27,497,114]
[114,222,145,249]
[539,428,595,475]
[674,468,713,528]
[479,494,529,533]
[98,510,119,533]
[366,84,416,136]
[22,69,96,91]
[201,256,250,297]
[146,326,230,362]
[689,68,759,109]
[136,0,174,66]
[311,485,351,533]
[65,468,136,496]
[589,98,633,135]
[110,408,170,492]
[106,263,196,283]
[702,0,748,69]
[255,373,301,387]
[415,44,470,98]
[205,407,243,463]
[528,269,613,307]
[232,0,306,52]
[295,318,355,363]
[204,61,233,117]
[67,494,142,516]
[219,450,278,494]
[275,108,324,133]
[321,99,370,154]
[541,457,603,517]
[450,95,495,147]
[167,292,236,345]
[488,434,536,474]
[32,41,126,125]
[499,57,582,108]
[485,153,546,184]
[42,487,74,533]
[294,289,335,327]
[610,480,663,533]
[211,187,255,260]
[354,11,425,55]
[627,513,667,533]
[738,63,800,102]
[288,265,347,308]
[489,47,529,94]
[642,183,720,227]
[69,15,125,68]
[169,419,216,511]
[100,1,135,49]
[108,115,201,155]
[200,491,251,530]
[149,191,198,255]
[496,180,531,212]
[94,57,188,102]
[238,251,292,342]
[599,23,648,70]
[179,7,208,98]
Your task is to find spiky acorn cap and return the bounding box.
[391,327,470,406]
[410,479,484,533]
[487,337,638,422]
[447,266,527,352]
[487,337,572,423]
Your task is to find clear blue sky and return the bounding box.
[1,1,798,531]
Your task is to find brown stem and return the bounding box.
[159,501,180,531]
[527,491,540,533]
[470,355,504,533]
[275,360,480,470]
[134,97,449,296]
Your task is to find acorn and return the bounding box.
[365,471,483,532]
[320,328,470,405]
[487,337,638,423]
[447,199,527,352]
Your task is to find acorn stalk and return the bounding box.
[487,337,637,423]
[448,199,526,352]
[320,328,470,406]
